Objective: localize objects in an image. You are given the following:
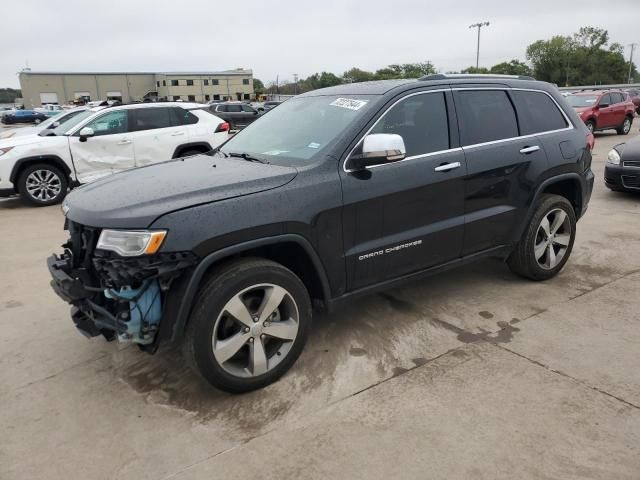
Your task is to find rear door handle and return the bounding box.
[519,145,540,154]
[434,161,461,172]
[117,139,132,145]
[171,132,185,136]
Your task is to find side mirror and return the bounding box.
[253,110,259,115]
[348,133,406,170]
[50,121,60,128]
[78,126,95,142]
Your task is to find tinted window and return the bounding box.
[227,104,242,112]
[370,92,449,156]
[170,108,198,125]
[84,110,128,136]
[216,105,227,112]
[511,90,568,135]
[599,94,611,106]
[456,90,518,145]
[130,108,171,132]
[610,93,623,104]
[241,105,255,112]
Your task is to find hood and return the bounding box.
[0,126,39,139]
[615,135,640,161]
[64,154,298,229]
[573,107,592,114]
[0,132,50,148]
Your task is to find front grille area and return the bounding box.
[65,221,100,269]
[623,161,640,168]
[621,175,640,189]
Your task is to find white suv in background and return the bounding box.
[0,102,230,206]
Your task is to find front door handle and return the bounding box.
[519,145,540,154]
[117,139,132,145]
[434,161,461,172]
[171,132,185,136]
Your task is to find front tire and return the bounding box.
[184,258,312,393]
[507,194,576,281]
[585,119,595,133]
[18,163,68,206]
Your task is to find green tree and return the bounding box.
[0,88,21,103]
[489,60,533,76]
[461,66,489,74]
[252,78,265,94]
[343,67,375,83]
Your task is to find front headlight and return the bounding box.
[96,229,167,256]
[0,132,15,139]
[0,146,14,156]
[607,149,621,165]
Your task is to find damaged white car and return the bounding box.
[0,102,230,206]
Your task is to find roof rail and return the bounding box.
[418,73,536,81]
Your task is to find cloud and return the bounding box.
[1,0,638,88]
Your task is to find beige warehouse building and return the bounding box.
[18,68,255,108]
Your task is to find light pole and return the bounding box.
[293,74,299,95]
[628,43,637,84]
[469,21,490,69]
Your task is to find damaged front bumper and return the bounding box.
[47,225,198,349]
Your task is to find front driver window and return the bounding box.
[84,110,128,136]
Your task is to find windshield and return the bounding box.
[567,95,599,108]
[220,95,375,164]
[51,110,94,135]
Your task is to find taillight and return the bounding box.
[586,132,595,151]
[215,122,230,133]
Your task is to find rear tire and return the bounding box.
[184,258,312,393]
[507,194,576,281]
[18,163,68,206]
[616,116,632,135]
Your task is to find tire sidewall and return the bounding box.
[18,164,68,206]
[522,196,577,280]
[189,261,312,392]
[585,120,595,133]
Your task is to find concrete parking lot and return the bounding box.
[1,131,640,479]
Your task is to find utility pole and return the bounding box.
[293,74,299,95]
[469,21,490,69]
[628,43,637,84]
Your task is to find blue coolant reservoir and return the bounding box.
[105,280,162,344]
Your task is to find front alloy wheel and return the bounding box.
[185,258,312,393]
[18,163,68,206]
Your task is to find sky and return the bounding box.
[1,0,639,88]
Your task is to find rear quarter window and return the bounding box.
[510,90,568,135]
[170,108,198,126]
[455,90,519,146]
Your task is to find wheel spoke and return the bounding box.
[553,234,570,247]
[257,285,287,323]
[539,216,551,236]
[534,241,547,261]
[546,243,557,268]
[249,338,268,375]
[214,331,250,363]
[263,318,298,340]
[550,210,567,235]
[224,294,254,327]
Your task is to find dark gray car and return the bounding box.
[210,102,261,130]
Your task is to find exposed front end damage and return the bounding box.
[47,221,197,351]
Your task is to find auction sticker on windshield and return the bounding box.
[330,98,368,111]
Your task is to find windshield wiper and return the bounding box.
[227,151,269,164]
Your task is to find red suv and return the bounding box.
[625,88,640,114]
[566,90,635,135]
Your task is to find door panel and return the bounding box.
[340,90,465,291]
[69,110,135,183]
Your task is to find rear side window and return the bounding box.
[170,108,199,125]
[227,104,242,112]
[510,90,568,135]
[241,105,255,112]
[370,92,449,156]
[216,105,227,112]
[455,90,518,146]
[610,93,623,104]
[130,108,171,132]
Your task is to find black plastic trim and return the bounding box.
[172,142,212,159]
[9,155,72,184]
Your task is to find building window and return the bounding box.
[173,95,181,101]
[187,95,196,102]
[244,93,250,100]
[171,80,179,86]
[186,79,194,86]
[156,81,160,87]
[204,79,209,86]
[213,94,220,100]
[212,79,219,85]
[243,78,250,85]
[162,80,166,86]
[205,94,210,101]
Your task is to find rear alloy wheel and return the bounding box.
[508,194,576,280]
[184,258,311,393]
[617,117,632,135]
[18,163,68,206]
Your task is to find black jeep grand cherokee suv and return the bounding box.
[48,75,595,393]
